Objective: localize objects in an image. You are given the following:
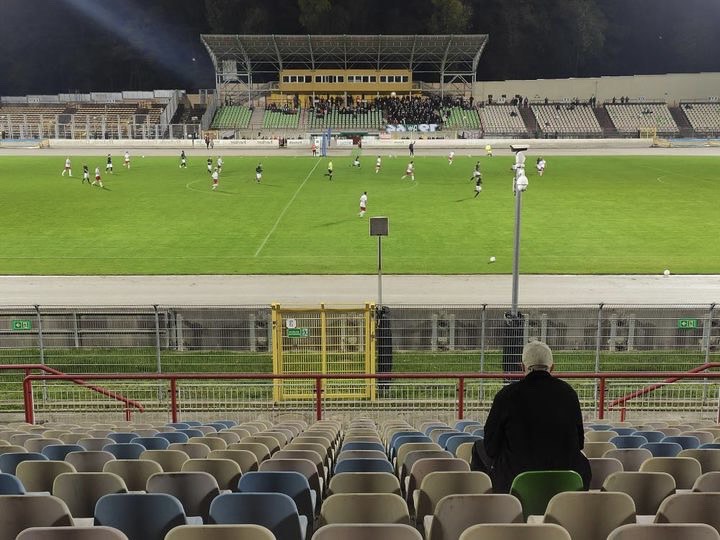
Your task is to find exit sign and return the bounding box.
[677,318,699,329]
[287,328,310,338]
[11,320,32,331]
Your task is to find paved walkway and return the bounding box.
[1,274,718,305]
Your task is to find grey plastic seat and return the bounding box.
[147,471,220,522]
[602,471,676,514]
[140,449,190,472]
[208,449,259,473]
[77,438,114,451]
[16,460,76,493]
[328,472,401,496]
[693,471,720,492]
[679,449,720,474]
[607,523,720,540]
[16,526,130,539]
[639,457,702,489]
[52,471,128,518]
[414,471,492,529]
[312,523,422,540]
[655,492,720,531]
[181,458,242,491]
[583,441,617,458]
[164,524,275,540]
[459,523,572,540]
[588,458,624,490]
[0,494,74,540]
[544,491,636,540]
[319,493,410,526]
[426,494,524,540]
[603,448,653,472]
[65,450,115,472]
[103,459,163,491]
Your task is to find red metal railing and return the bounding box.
[0,364,144,421]
[608,362,720,422]
[21,371,720,424]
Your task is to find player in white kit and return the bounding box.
[123,151,130,169]
[211,168,219,190]
[92,167,103,188]
[61,157,72,176]
[536,157,546,176]
[401,161,415,181]
[375,155,382,174]
[448,151,455,165]
[359,191,368,217]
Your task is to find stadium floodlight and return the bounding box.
[370,217,389,307]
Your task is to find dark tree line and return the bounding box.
[0,0,718,94]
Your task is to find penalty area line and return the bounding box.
[254,159,321,257]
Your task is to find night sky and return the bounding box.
[0,0,718,95]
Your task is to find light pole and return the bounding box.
[503,145,529,375]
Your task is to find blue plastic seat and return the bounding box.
[700,443,720,449]
[389,431,422,451]
[0,472,26,494]
[633,431,665,443]
[589,424,615,431]
[156,432,189,444]
[391,435,432,459]
[183,421,203,427]
[445,435,482,456]
[108,433,139,444]
[176,429,204,439]
[94,492,188,540]
[454,420,482,432]
[437,431,463,449]
[471,428,485,437]
[334,458,394,474]
[613,428,638,436]
[215,420,237,429]
[103,443,146,460]
[610,436,648,449]
[423,423,448,436]
[209,492,306,540]
[131,437,169,450]
[0,452,48,475]
[238,471,316,532]
[662,436,701,450]
[166,423,190,430]
[41,444,84,461]
[204,423,227,432]
[641,442,683,457]
[341,442,385,453]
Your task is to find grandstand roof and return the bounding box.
[200,34,488,76]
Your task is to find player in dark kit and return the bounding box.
[255,163,263,183]
[105,154,113,174]
[180,150,187,168]
[408,141,415,157]
[82,164,90,184]
[474,175,483,198]
[207,158,213,174]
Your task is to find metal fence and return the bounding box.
[1,304,718,374]
[1,303,718,422]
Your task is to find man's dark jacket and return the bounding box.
[482,369,591,493]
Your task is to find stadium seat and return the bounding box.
[633,431,665,443]
[207,449,259,473]
[655,492,720,531]
[130,437,169,450]
[583,441,617,458]
[189,437,227,452]
[693,471,720,492]
[641,442,683,457]
[209,492,306,540]
[312,523,422,540]
[607,523,720,540]
[260,457,322,498]
[459,523,571,540]
[24,438,63,454]
[604,448,653,472]
[610,436,649,449]
[584,431,619,443]
[16,526,130,540]
[107,433,139,444]
[426,494,523,540]
[102,443,146,460]
[510,470,585,520]
[140,449,190,472]
[588,458,623,490]
[94,492,190,540]
[147,471,220,522]
[168,443,211,459]
[238,471,315,530]
[663,436,701,449]
[103,459,163,492]
[335,458,394,475]
[601,471,675,514]
[16,460,75,493]
[40,444,84,461]
[53,471,128,518]
[228,443,271,464]
[0,452,48,475]
[327,472,401,496]
[679,449,720,474]
[181,458,242,491]
[341,442,385,453]
[77,438,114,451]
[0,494,74,540]
[319,493,409,526]
[164,524,275,540]
[544,491,636,540]
[0,472,25,494]
[210,432,241,446]
[65,450,115,472]
[414,471,492,530]
[640,457,702,489]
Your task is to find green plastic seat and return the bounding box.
[510,470,584,520]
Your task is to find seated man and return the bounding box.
[472,341,590,492]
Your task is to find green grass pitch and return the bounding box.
[0,153,718,275]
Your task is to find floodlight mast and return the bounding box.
[510,145,529,317]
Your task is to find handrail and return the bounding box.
[1,364,144,422]
[608,362,720,421]
[23,371,720,425]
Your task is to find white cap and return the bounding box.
[522,341,553,371]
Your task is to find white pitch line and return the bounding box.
[254,159,321,257]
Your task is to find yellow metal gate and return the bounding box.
[271,303,376,401]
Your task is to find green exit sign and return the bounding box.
[11,319,32,331]
[678,318,699,329]
[287,328,309,338]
